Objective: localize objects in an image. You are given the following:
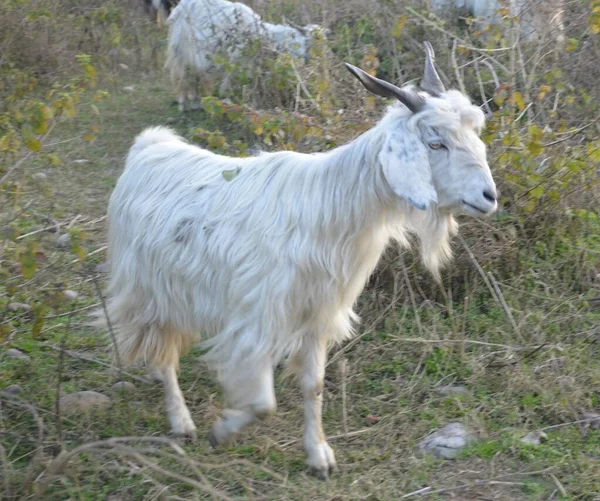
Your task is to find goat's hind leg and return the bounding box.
[175,75,188,113]
[189,75,201,110]
[147,325,197,439]
[209,357,276,446]
[159,363,197,440]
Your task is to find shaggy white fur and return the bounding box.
[96,45,497,477]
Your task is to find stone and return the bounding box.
[520,430,548,446]
[418,423,478,459]
[435,384,472,397]
[56,233,71,249]
[110,381,136,394]
[63,290,79,301]
[59,391,111,414]
[4,384,23,395]
[582,412,600,429]
[32,172,48,181]
[7,302,31,312]
[4,349,30,361]
[95,262,109,273]
[73,159,90,164]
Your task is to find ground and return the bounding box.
[2,68,600,500]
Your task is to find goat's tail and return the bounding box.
[91,295,193,371]
[126,127,180,165]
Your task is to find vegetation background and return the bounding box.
[2,0,600,498]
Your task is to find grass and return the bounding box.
[2,45,600,501]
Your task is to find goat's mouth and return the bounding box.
[462,200,491,215]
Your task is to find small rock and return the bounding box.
[63,290,79,301]
[73,159,90,164]
[582,412,600,429]
[4,384,23,395]
[110,381,136,394]
[7,302,32,312]
[95,262,109,273]
[123,85,136,92]
[56,234,71,249]
[435,384,472,397]
[119,63,129,70]
[59,391,111,414]
[418,423,478,459]
[32,172,48,181]
[520,430,548,446]
[4,349,30,361]
[165,117,177,124]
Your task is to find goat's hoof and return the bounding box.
[208,430,220,448]
[309,466,330,481]
[306,441,337,480]
[173,429,197,443]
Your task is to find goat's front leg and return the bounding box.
[295,338,337,479]
[210,357,276,446]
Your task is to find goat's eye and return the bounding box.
[428,142,444,150]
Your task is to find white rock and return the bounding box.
[123,86,136,92]
[435,384,471,397]
[95,262,109,273]
[73,159,90,164]
[7,302,32,312]
[5,384,23,395]
[56,233,71,249]
[418,423,477,459]
[63,290,79,301]
[582,412,600,429]
[110,381,136,394]
[59,391,111,414]
[520,430,548,446]
[32,172,48,181]
[4,349,30,361]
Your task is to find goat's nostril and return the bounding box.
[483,190,497,203]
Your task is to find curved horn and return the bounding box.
[283,16,307,34]
[421,41,445,97]
[345,63,424,114]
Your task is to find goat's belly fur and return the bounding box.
[100,127,392,372]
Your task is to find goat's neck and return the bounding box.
[310,122,397,234]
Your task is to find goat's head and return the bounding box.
[345,42,497,218]
[283,19,329,61]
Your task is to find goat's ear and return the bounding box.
[379,131,437,210]
[345,63,424,113]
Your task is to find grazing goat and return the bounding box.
[430,0,565,43]
[165,0,322,112]
[98,42,497,477]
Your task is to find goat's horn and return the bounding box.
[345,63,425,114]
[283,16,305,33]
[421,41,445,97]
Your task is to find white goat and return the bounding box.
[430,0,565,43]
[165,0,321,112]
[98,42,497,477]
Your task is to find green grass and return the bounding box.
[2,72,600,500]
